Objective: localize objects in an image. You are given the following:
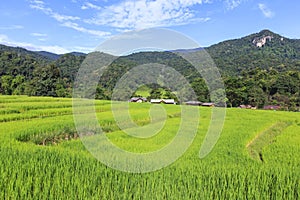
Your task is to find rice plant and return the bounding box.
[0,95,299,199]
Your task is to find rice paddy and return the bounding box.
[0,95,299,199]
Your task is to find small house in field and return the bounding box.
[162,99,176,104]
[150,99,162,104]
[185,101,202,106]
[130,97,147,103]
[150,99,176,105]
[263,105,281,110]
[201,102,215,107]
[239,105,254,109]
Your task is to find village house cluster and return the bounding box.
[129,97,215,107]
[130,97,283,110]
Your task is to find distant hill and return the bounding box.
[35,51,86,61]
[35,51,60,60]
[0,44,54,63]
[69,52,87,57]
[205,29,300,74]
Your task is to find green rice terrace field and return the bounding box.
[0,95,299,199]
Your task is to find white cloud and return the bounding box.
[30,0,80,22]
[258,3,274,18]
[81,2,102,10]
[72,46,95,53]
[224,0,244,10]
[31,0,45,5]
[31,33,48,37]
[31,33,48,41]
[0,25,24,30]
[29,0,110,38]
[61,21,110,37]
[38,38,47,41]
[85,0,211,29]
[34,45,70,54]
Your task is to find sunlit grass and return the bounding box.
[0,95,299,199]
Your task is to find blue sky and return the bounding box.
[0,0,299,54]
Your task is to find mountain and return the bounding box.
[205,29,300,74]
[69,52,87,57]
[0,44,54,63]
[35,51,86,61]
[0,44,86,62]
[171,47,204,53]
[35,51,61,60]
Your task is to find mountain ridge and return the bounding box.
[205,29,300,74]
[1,29,300,59]
[1,29,300,76]
[0,44,87,61]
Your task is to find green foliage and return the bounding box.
[54,53,85,82]
[224,68,300,108]
[149,88,162,99]
[0,45,84,98]
[247,86,266,108]
[0,75,13,94]
[132,85,151,97]
[163,89,177,100]
[191,78,209,102]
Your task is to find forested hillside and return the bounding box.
[206,29,300,74]
[0,30,299,110]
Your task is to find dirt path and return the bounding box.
[246,121,291,162]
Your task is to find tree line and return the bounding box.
[0,54,298,110]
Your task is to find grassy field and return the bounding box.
[0,95,299,199]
